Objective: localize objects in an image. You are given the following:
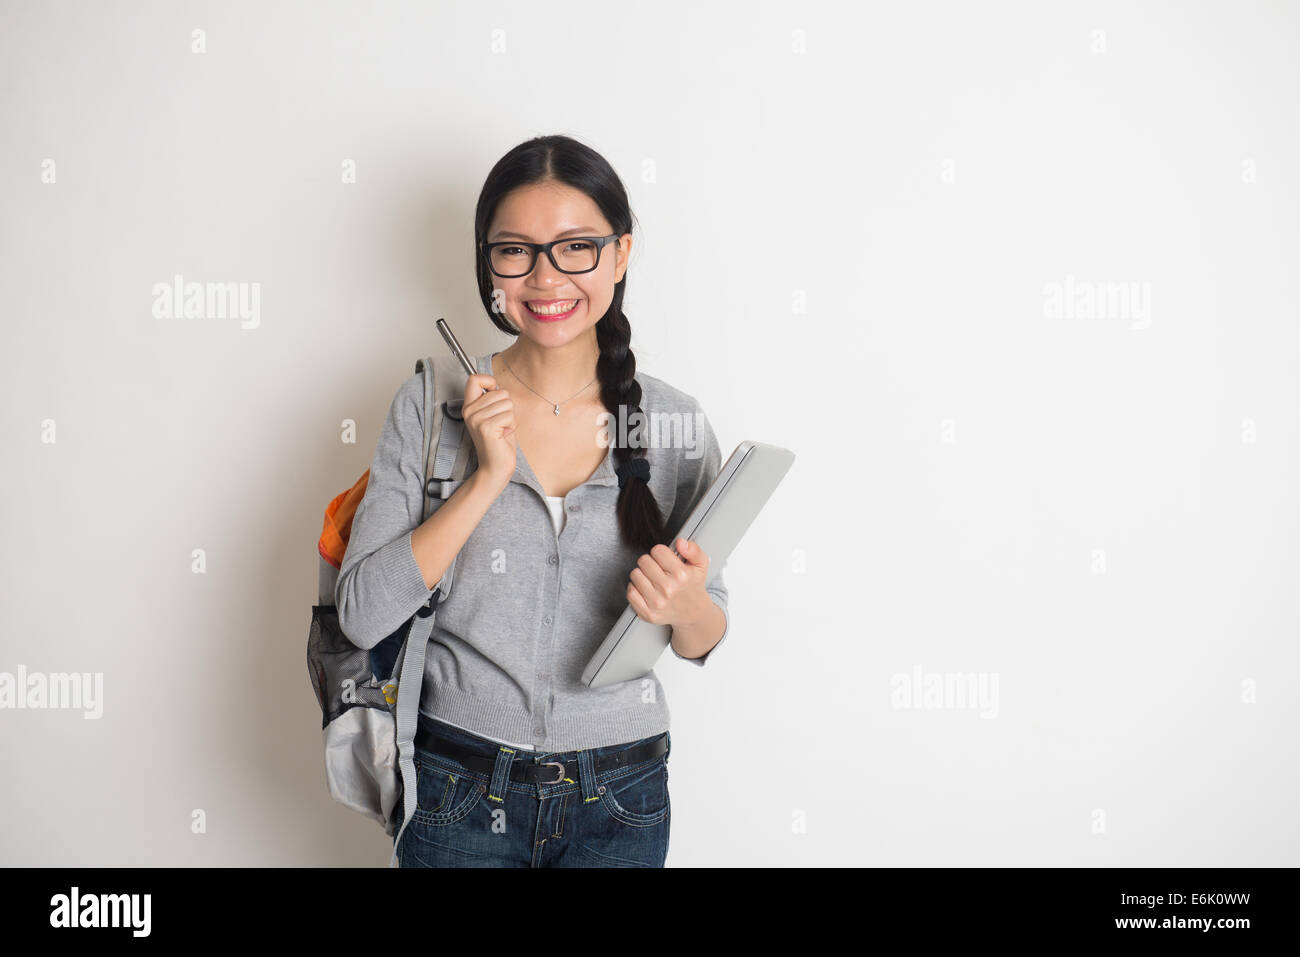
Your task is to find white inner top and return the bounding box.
[544,494,566,534]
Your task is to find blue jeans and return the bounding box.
[394,713,672,867]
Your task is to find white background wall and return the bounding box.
[1,0,1296,866]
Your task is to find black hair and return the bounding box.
[474,134,664,554]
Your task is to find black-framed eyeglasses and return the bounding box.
[480,233,620,278]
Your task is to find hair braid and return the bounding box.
[596,307,664,554]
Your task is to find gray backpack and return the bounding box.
[307,354,475,867]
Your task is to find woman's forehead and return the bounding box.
[490,183,608,239]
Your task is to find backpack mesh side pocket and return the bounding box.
[307,604,405,827]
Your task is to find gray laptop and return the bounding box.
[581,440,795,688]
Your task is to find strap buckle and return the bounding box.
[540,761,566,784]
[415,586,442,618]
[425,477,458,499]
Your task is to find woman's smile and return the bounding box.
[523,298,582,321]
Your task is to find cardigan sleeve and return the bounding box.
[665,403,730,667]
[335,372,441,650]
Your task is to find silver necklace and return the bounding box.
[499,354,598,416]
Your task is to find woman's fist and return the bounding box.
[462,373,517,487]
[626,538,714,627]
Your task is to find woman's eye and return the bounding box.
[565,241,592,252]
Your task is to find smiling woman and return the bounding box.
[338,133,731,869]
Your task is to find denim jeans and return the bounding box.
[394,713,672,867]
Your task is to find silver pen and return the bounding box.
[435,317,481,381]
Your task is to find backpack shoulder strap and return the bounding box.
[423,355,475,504]
[389,354,475,866]
[416,356,440,521]
[411,355,476,587]
[413,356,475,509]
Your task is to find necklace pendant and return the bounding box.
[553,405,561,415]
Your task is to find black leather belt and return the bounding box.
[414,726,667,785]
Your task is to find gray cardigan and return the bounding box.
[335,352,730,752]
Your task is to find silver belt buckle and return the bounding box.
[540,760,566,784]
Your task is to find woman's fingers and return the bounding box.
[462,373,497,404]
[675,538,709,570]
[465,388,510,418]
[630,563,671,608]
[478,405,515,438]
[626,581,655,622]
[461,373,518,479]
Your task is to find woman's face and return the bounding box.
[485,180,631,347]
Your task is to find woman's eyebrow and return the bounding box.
[490,225,600,241]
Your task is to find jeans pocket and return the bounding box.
[597,756,669,827]
[412,751,487,826]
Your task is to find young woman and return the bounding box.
[336,134,730,867]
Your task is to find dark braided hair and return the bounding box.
[474,134,665,555]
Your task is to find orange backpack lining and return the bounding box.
[318,469,370,570]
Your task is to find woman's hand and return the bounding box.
[626,538,715,628]
[462,373,517,488]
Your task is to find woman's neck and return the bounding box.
[497,333,601,403]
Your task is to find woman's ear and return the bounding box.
[613,234,633,283]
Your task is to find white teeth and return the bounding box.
[527,299,577,315]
